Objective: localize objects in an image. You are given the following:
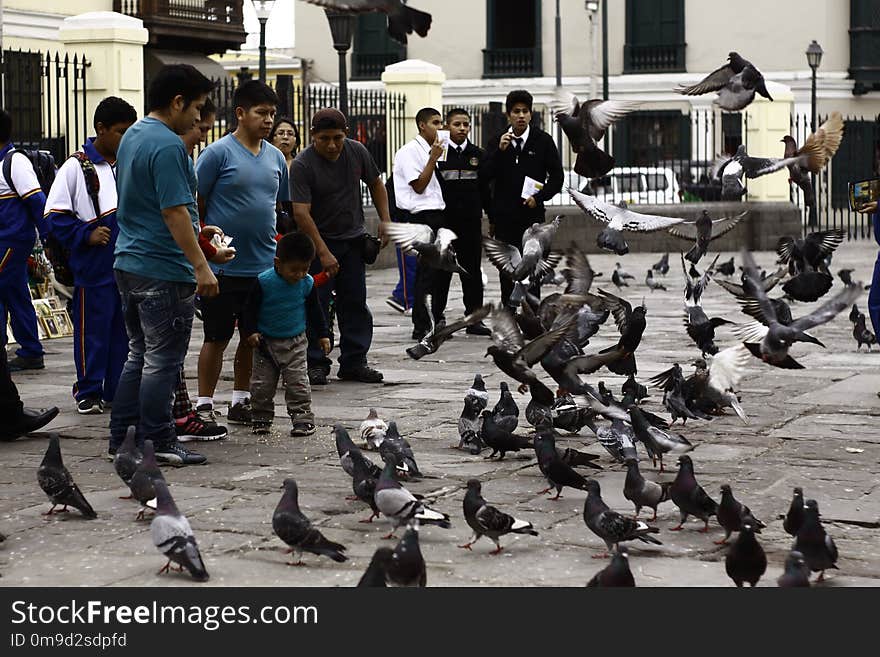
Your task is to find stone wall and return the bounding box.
[363,202,803,270]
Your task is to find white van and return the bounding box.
[560,167,681,205]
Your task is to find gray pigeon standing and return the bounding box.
[669,455,717,532]
[113,426,141,497]
[583,479,662,558]
[715,484,766,545]
[724,523,766,587]
[777,550,811,588]
[272,479,348,565]
[378,421,421,477]
[374,458,450,539]
[793,499,838,582]
[783,487,805,537]
[150,479,209,582]
[459,479,538,554]
[586,549,636,587]
[128,439,164,520]
[37,434,96,519]
[645,269,667,292]
[386,525,427,587]
[492,381,520,432]
[357,547,394,587]
[623,458,671,521]
[457,374,488,452]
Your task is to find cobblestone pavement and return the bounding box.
[2,240,880,587]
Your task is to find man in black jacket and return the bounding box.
[434,108,491,335]
[480,90,563,305]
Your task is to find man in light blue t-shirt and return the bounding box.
[111,64,229,466]
[193,80,288,426]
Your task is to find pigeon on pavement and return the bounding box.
[724,523,767,587]
[272,479,348,565]
[853,313,876,351]
[492,380,520,432]
[334,424,382,480]
[479,410,533,460]
[357,547,394,587]
[583,479,662,558]
[348,447,382,523]
[113,426,142,497]
[374,457,450,538]
[715,484,766,545]
[386,525,427,586]
[716,257,736,276]
[302,1,431,45]
[645,269,667,292]
[793,499,839,581]
[459,479,538,554]
[551,91,640,177]
[652,253,670,275]
[37,433,96,519]
[586,548,636,586]
[595,419,638,463]
[151,479,209,582]
[777,550,811,587]
[676,52,773,111]
[533,429,592,499]
[128,439,163,520]
[670,455,718,532]
[378,421,421,477]
[783,487,806,537]
[628,406,693,472]
[458,375,487,453]
[359,408,387,448]
[623,458,672,521]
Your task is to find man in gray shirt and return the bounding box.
[291,108,391,384]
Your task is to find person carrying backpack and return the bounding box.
[44,97,138,414]
[0,108,50,371]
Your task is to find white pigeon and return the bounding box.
[359,408,388,449]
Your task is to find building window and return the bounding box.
[613,110,691,167]
[624,0,685,73]
[1,50,43,146]
[351,13,406,81]
[850,0,880,95]
[483,0,542,78]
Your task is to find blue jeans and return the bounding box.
[109,270,196,450]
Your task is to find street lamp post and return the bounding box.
[601,0,608,100]
[325,10,355,119]
[806,40,823,227]
[585,2,599,99]
[554,0,562,150]
[253,1,276,83]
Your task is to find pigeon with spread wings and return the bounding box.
[383,222,468,275]
[482,217,563,283]
[301,1,431,45]
[551,91,640,178]
[406,300,492,360]
[676,51,773,111]
[782,112,844,207]
[668,209,748,264]
[569,188,685,255]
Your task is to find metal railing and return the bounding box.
[351,52,403,81]
[0,49,90,164]
[623,43,687,73]
[482,47,542,78]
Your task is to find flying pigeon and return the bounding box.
[676,51,773,111]
[777,550,811,588]
[357,547,394,587]
[736,249,861,369]
[783,487,806,537]
[151,479,209,582]
[37,434,96,519]
[782,112,844,206]
[374,457,450,538]
[715,484,766,545]
[716,257,736,276]
[302,1,431,45]
[570,188,685,255]
[384,222,468,274]
[583,479,662,558]
[128,439,163,520]
[724,523,767,587]
[407,301,493,360]
[483,218,563,284]
[628,406,693,472]
[623,458,672,521]
[273,479,348,565]
[668,209,747,264]
[793,499,839,581]
[113,426,142,497]
[586,548,636,586]
[386,525,427,586]
[551,91,640,177]
[776,229,844,277]
[359,408,388,448]
[459,479,538,554]
[649,363,709,424]
[669,455,718,532]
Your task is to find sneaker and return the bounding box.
[195,403,221,424]
[252,421,272,435]
[76,398,104,415]
[227,400,252,424]
[386,296,406,313]
[290,422,316,437]
[337,364,384,383]
[176,413,228,442]
[308,368,329,385]
[154,442,208,466]
[8,354,44,371]
[465,321,492,336]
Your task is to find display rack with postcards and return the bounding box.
[5,247,74,343]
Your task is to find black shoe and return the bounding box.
[7,355,44,371]
[227,400,252,424]
[466,321,492,336]
[337,365,383,383]
[252,421,272,435]
[154,442,208,466]
[308,368,329,385]
[0,406,59,441]
[411,329,427,341]
[76,397,104,415]
[290,422,316,437]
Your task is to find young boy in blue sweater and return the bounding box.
[241,232,330,436]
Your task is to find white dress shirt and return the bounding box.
[392,135,446,213]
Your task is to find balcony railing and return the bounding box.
[114,1,246,53]
[623,43,686,73]
[351,52,403,81]
[482,47,542,78]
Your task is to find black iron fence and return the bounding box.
[0,49,90,164]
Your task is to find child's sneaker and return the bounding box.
[227,399,253,424]
[176,413,228,442]
[290,422,316,437]
[252,421,272,435]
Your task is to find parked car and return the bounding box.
[557,167,682,206]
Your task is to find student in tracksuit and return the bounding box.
[45,97,138,414]
[434,107,491,335]
[0,108,49,371]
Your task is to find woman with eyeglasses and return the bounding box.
[269,117,300,235]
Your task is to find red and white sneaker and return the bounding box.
[175,413,228,442]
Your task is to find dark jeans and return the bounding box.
[0,347,23,418]
[433,221,484,315]
[308,237,372,373]
[109,270,196,450]
[870,253,880,339]
[495,217,543,306]
[409,209,446,334]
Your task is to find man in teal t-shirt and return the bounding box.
[110,64,226,466]
[193,80,288,427]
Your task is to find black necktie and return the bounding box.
[513,137,523,163]
[455,145,463,155]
